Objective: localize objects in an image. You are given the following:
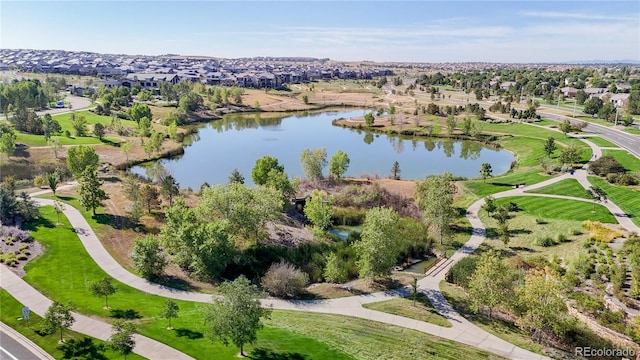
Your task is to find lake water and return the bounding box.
[131,109,514,189]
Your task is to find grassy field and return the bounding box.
[362,293,452,327]
[462,169,551,200]
[20,206,505,359]
[481,122,586,148]
[601,149,640,172]
[0,290,146,360]
[625,127,640,135]
[582,136,619,148]
[525,178,591,199]
[588,176,640,227]
[492,196,616,223]
[496,136,590,168]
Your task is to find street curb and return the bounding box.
[0,321,55,360]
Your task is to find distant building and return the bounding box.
[121,73,180,89]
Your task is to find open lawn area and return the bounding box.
[462,169,551,200]
[492,196,616,223]
[625,127,640,135]
[51,110,132,131]
[588,177,640,227]
[525,178,591,199]
[582,136,619,148]
[16,132,122,146]
[19,206,504,360]
[0,290,146,360]
[362,293,452,328]
[497,136,589,168]
[481,122,586,148]
[601,149,640,172]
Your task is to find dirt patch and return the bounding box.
[306,272,420,299]
[0,226,43,277]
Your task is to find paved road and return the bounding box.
[35,94,93,117]
[0,323,54,360]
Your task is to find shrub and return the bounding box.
[534,236,556,247]
[261,261,309,298]
[606,173,619,184]
[617,173,639,186]
[331,207,367,226]
[556,234,569,243]
[446,256,479,288]
[589,156,625,176]
[535,218,547,224]
[583,221,623,243]
[571,229,583,236]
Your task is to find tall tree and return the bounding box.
[228,169,245,184]
[543,137,556,158]
[139,185,160,213]
[90,277,117,309]
[70,113,88,137]
[120,141,131,162]
[558,120,572,137]
[128,103,152,124]
[300,148,327,180]
[41,301,75,343]
[78,169,109,216]
[415,173,456,244]
[129,235,167,279]
[66,146,99,179]
[53,200,65,225]
[479,163,493,183]
[468,251,515,318]
[303,189,333,232]
[93,123,105,140]
[364,113,375,127]
[42,113,61,140]
[329,150,350,179]
[160,175,179,206]
[46,171,60,195]
[202,275,271,356]
[492,205,512,247]
[109,320,137,360]
[354,207,401,280]
[0,131,16,160]
[160,299,180,330]
[517,271,568,342]
[251,155,284,185]
[390,161,401,180]
[558,144,582,165]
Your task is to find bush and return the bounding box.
[556,234,569,243]
[535,218,547,224]
[590,156,625,176]
[445,256,479,288]
[606,173,619,183]
[617,173,639,186]
[534,236,556,247]
[583,220,624,243]
[261,261,309,298]
[331,207,367,226]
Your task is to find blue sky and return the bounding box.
[2,1,639,62]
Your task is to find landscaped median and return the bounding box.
[14,206,505,360]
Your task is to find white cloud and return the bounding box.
[520,11,638,21]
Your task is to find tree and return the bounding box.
[300,148,327,180]
[78,169,109,216]
[410,277,418,306]
[479,163,493,182]
[587,186,607,212]
[160,175,179,206]
[42,114,61,140]
[329,150,350,179]
[446,115,457,135]
[390,161,401,180]
[303,189,333,232]
[120,141,131,162]
[517,271,568,342]
[416,173,455,244]
[48,138,61,159]
[70,113,88,137]
[90,277,117,309]
[492,205,512,246]
[137,117,152,138]
[41,301,75,343]
[145,131,164,154]
[0,131,16,160]
[160,299,179,330]
[33,175,45,188]
[364,113,375,127]
[109,320,137,359]
[323,252,349,283]
[468,251,515,318]
[129,235,167,279]
[462,116,472,136]
[354,207,401,280]
[558,144,582,166]
[481,196,496,216]
[576,90,588,105]
[302,94,309,104]
[543,137,556,158]
[252,155,284,185]
[93,123,105,140]
[261,261,309,298]
[53,200,65,225]
[46,171,60,195]
[128,103,152,124]
[588,155,625,176]
[66,146,99,179]
[558,120,572,137]
[139,185,160,213]
[202,275,271,357]
[228,168,245,184]
[583,97,603,115]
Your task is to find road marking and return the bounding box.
[0,345,20,360]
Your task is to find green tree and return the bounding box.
[364,113,375,127]
[302,94,309,104]
[300,148,327,180]
[323,252,349,283]
[0,131,16,160]
[139,184,160,213]
[202,275,271,357]
[252,155,284,185]
[66,145,99,179]
[462,116,472,136]
[53,200,65,225]
[46,171,60,195]
[481,196,496,216]
[42,113,61,140]
[228,168,245,184]
[558,120,572,137]
[90,277,117,309]
[628,89,640,115]
[416,173,455,244]
[303,189,333,232]
[41,301,75,342]
[446,115,457,135]
[354,207,400,280]
[130,235,167,279]
[558,144,582,166]
[329,150,350,179]
[70,113,88,137]
[109,320,136,360]
[137,116,152,138]
[576,90,588,105]
[583,97,603,115]
[492,205,512,246]
[160,299,180,330]
[543,137,556,157]
[93,123,105,140]
[468,251,515,318]
[160,175,179,206]
[168,121,179,141]
[479,162,493,182]
[128,103,152,124]
[78,169,109,216]
[120,141,131,162]
[390,161,401,180]
[517,271,568,342]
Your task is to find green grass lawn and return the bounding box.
[492,196,616,223]
[21,206,504,359]
[463,169,551,200]
[625,127,640,135]
[588,177,640,227]
[482,122,586,148]
[15,132,122,146]
[601,149,640,172]
[582,136,619,148]
[497,136,589,168]
[0,290,146,360]
[362,293,451,328]
[525,178,592,199]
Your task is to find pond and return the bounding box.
[132,109,514,189]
